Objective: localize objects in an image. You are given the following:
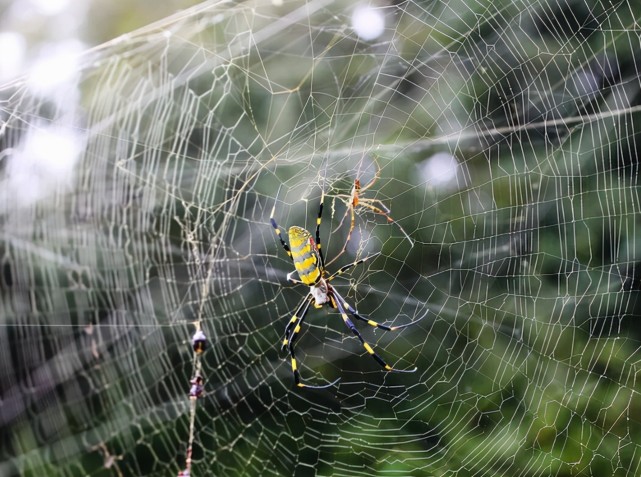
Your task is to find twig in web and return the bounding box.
[178,325,207,476]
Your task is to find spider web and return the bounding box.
[1,0,640,475]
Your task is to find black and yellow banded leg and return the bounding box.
[315,192,326,268]
[282,295,312,350]
[340,299,422,332]
[282,294,340,389]
[288,345,341,389]
[325,252,381,282]
[270,205,292,258]
[332,292,417,373]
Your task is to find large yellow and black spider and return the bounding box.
[270,191,419,389]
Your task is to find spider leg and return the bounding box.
[336,201,357,260]
[359,201,414,246]
[288,343,341,389]
[360,199,414,246]
[330,198,351,234]
[270,204,292,258]
[340,300,422,332]
[347,179,362,236]
[326,252,381,282]
[282,293,340,389]
[359,201,392,220]
[328,186,358,263]
[330,289,417,373]
[282,294,312,350]
[314,191,326,268]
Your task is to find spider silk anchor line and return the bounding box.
[270,191,420,389]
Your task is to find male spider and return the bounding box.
[270,191,418,389]
[330,163,413,263]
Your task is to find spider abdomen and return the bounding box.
[288,226,322,285]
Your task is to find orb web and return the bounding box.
[1,1,640,476]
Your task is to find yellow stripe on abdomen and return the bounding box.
[288,226,322,285]
[298,267,320,285]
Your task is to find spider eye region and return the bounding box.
[288,226,321,285]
